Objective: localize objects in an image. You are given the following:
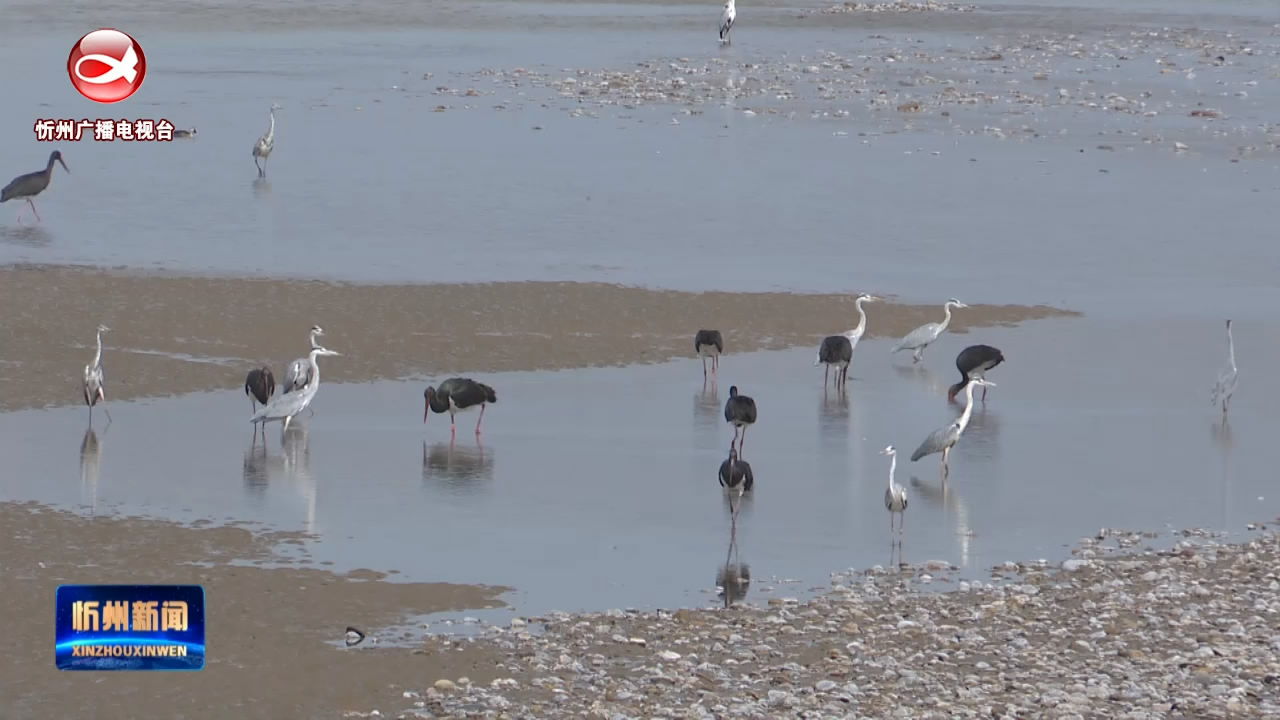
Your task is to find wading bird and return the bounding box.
[250,347,340,432]
[282,325,325,395]
[424,378,498,437]
[695,329,723,379]
[892,298,967,364]
[2,150,69,224]
[82,324,111,425]
[244,366,276,412]
[948,344,1004,403]
[252,103,282,177]
[816,293,879,388]
[1210,319,1238,417]
[718,447,754,496]
[881,445,908,535]
[719,0,736,44]
[723,385,757,455]
[911,377,992,479]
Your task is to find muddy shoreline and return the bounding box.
[0,501,508,718]
[0,265,1075,413]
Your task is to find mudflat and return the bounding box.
[0,502,507,717]
[0,265,1074,413]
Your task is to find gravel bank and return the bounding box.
[381,527,1280,719]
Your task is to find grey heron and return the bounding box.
[250,347,340,432]
[816,293,880,388]
[910,377,993,479]
[2,150,69,224]
[719,0,736,44]
[949,344,1004,403]
[424,378,498,437]
[82,324,112,425]
[881,445,908,534]
[282,325,325,396]
[1210,320,1238,417]
[723,385,757,455]
[892,298,968,364]
[694,329,723,379]
[252,103,282,177]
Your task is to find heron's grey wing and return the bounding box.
[894,323,937,352]
[282,357,305,392]
[911,424,955,461]
[255,387,308,421]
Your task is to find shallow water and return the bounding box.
[0,1,1275,315]
[1,316,1273,615]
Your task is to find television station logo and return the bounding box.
[67,28,147,104]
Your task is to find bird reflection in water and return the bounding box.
[819,384,850,442]
[893,363,944,394]
[715,522,751,608]
[0,224,52,247]
[908,475,973,568]
[694,378,721,429]
[423,437,495,487]
[252,176,271,198]
[1212,417,1235,529]
[241,425,316,531]
[79,426,103,515]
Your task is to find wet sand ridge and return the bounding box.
[0,265,1075,413]
[0,502,507,718]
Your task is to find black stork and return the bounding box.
[424,378,498,436]
[2,150,69,224]
[718,447,754,493]
[948,344,1005,403]
[723,385,757,455]
[694,329,723,380]
[245,366,276,412]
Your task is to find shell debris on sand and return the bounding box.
[400,529,1280,718]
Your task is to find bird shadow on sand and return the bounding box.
[252,176,271,198]
[423,438,495,488]
[715,521,751,608]
[0,224,52,247]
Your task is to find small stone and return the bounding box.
[658,650,681,661]
[434,679,456,692]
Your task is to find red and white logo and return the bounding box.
[67,29,147,104]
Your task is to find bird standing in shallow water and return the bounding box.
[250,347,340,433]
[694,329,723,380]
[245,367,276,412]
[881,445,908,535]
[816,293,880,388]
[892,298,967,364]
[719,447,754,493]
[424,378,498,437]
[252,103,281,177]
[2,150,69,224]
[911,377,993,479]
[719,0,736,44]
[282,325,325,397]
[723,385,757,455]
[82,324,111,426]
[948,344,1004,403]
[1210,320,1238,417]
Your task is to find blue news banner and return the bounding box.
[55,585,205,671]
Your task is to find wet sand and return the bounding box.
[0,265,1072,412]
[0,501,507,718]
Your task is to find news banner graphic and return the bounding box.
[68,28,147,104]
[54,585,205,671]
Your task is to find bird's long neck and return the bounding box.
[849,298,868,337]
[309,331,321,349]
[265,111,276,142]
[46,155,58,174]
[887,455,897,490]
[1226,324,1236,370]
[92,331,103,367]
[307,350,322,384]
[956,384,978,432]
[937,303,955,334]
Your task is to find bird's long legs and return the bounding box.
[27,198,41,223]
[475,404,486,435]
[940,447,950,480]
[713,354,719,376]
[823,365,830,386]
[449,411,456,438]
[912,347,924,364]
[702,356,709,379]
